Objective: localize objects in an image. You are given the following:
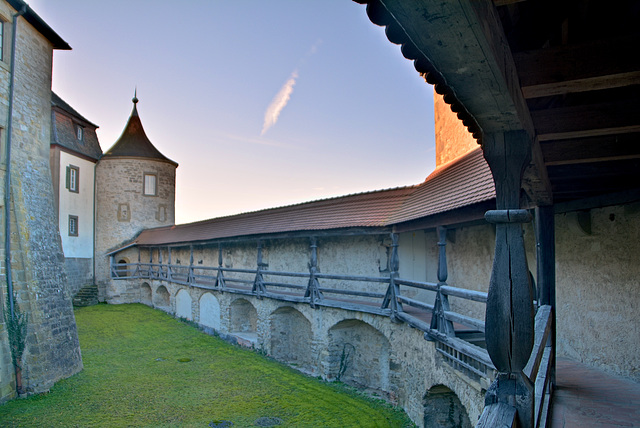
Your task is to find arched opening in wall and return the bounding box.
[199,292,221,331]
[140,282,152,306]
[328,319,391,393]
[154,285,170,309]
[175,289,192,320]
[270,306,314,373]
[423,384,472,428]
[229,298,258,345]
[116,258,129,277]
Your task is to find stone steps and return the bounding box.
[73,284,98,307]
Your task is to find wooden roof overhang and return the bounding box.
[356,0,640,210]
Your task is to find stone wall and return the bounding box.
[64,257,93,297]
[0,9,82,399]
[128,280,486,427]
[433,91,479,168]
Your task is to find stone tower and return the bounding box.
[95,94,178,302]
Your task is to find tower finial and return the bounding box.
[132,87,138,105]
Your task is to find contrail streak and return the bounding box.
[261,70,298,136]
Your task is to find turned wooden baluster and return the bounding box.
[483,131,535,428]
[252,240,266,298]
[215,243,226,291]
[430,226,455,336]
[305,237,323,308]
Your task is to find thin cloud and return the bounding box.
[260,39,322,137]
[261,70,298,136]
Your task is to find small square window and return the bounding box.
[69,215,78,237]
[143,173,157,196]
[76,125,84,142]
[66,165,79,193]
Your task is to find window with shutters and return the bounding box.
[143,173,157,196]
[66,165,79,193]
[68,215,78,237]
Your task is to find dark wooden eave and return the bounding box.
[356,0,640,209]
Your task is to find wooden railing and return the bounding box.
[109,232,495,382]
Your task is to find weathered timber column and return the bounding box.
[158,247,164,279]
[134,248,141,277]
[305,237,323,308]
[252,240,266,298]
[110,255,116,278]
[167,247,173,281]
[216,243,225,291]
[382,233,403,321]
[430,226,455,336]
[188,245,195,284]
[483,130,535,428]
[149,248,154,278]
[535,205,556,386]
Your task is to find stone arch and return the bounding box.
[140,282,152,306]
[423,384,472,428]
[175,288,192,320]
[269,306,313,372]
[229,298,257,333]
[154,285,170,309]
[328,319,391,392]
[199,292,221,330]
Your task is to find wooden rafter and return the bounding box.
[515,35,640,99]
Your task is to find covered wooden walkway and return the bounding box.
[550,358,640,428]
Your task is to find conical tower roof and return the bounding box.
[101,93,178,166]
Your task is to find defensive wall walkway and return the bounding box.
[109,231,556,427]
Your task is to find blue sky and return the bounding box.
[28,0,436,224]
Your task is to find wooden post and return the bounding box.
[188,245,195,284]
[535,205,556,387]
[430,226,455,336]
[382,233,403,321]
[158,247,164,279]
[252,240,266,297]
[305,237,323,307]
[216,243,226,291]
[167,247,173,281]
[483,130,535,428]
[110,255,116,278]
[134,248,141,277]
[149,248,154,278]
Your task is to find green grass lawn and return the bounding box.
[0,303,414,427]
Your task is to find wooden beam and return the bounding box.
[522,71,640,99]
[541,133,640,166]
[514,35,640,98]
[533,99,640,141]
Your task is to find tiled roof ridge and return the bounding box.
[423,146,484,182]
[52,92,99,128]
[168,184,419,229]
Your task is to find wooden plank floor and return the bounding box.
[550,357,640,427]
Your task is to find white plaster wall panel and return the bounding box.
[58,151,95,258]
[199,292,221,330]
[555,204,640,381]
[175,289,192,320]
